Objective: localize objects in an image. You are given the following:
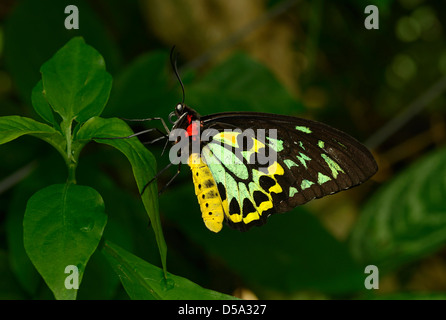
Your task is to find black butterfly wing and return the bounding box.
[200,112,377,230]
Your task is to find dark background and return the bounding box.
[0,0,446,299]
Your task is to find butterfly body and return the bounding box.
[170,104,377,232]
[188,153,225,233]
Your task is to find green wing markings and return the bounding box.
[321,154,345,179]
[289,187,299,197]
[295,126,312,134]
[207,143,249,180]
[317,172,332,185]
[284,159,299,170]
[301,179,314,190]
[266,137,284,152]
[296,152,312,169]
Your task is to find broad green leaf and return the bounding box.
[23,183,107,300]
[31,80,57,126]
[76,116,167,275]
[161,184,364,295]
[40,37,112,123]
[186,53,305,116]
[101,240,238,300]
[0,116,65,157]
[350,147,446,271]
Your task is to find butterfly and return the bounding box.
[129,48,378,233]
[162,103,378,233]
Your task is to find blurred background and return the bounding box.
[1,0,446,299]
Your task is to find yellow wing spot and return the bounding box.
[234,161,285,226]
[257,200,273,213]
[266,161,284,176]
[264,161,284,194]
[243,211,260,224]
[249,137,266,153]
[229,213,243,223]
[213,132,240,148]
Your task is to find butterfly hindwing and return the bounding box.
[201,139,282,231]
[198,112,377,231]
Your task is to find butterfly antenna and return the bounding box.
[170,45,186,104]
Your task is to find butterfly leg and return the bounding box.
[139,162,182,196]
[157,164,182,195]
[92,127,167,141]
[119,117,171,134]
[142,135,168,145]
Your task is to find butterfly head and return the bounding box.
[169,103,201,130]
[175,103,185,117]
[169,103,185,126]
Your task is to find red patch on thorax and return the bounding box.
[185,115,199,141]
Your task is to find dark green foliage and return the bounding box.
[1,0,446,300]
[0,37,168,299]
[351,147,446,271]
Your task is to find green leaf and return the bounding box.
[350,147,446,271]
[40,37,112,123]
[31,80,57,126]
[23,183,107,300]
[76,116,167,275]
[101,240,238,300]
[186,53,305,115]
[0,116,65,157]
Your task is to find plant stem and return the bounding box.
[63,119,77,185]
